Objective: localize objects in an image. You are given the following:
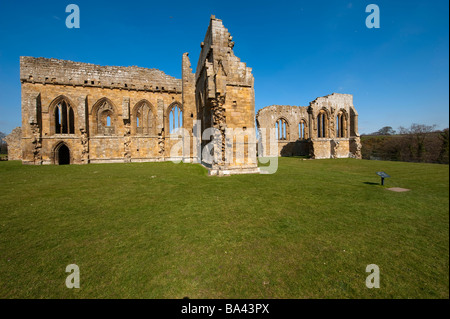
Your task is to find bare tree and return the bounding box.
[394,124,437,161]
[409,124,437,161]
[363,124,447,164]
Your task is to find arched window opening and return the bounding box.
[100,111,114,135]
[54,100,75,134]
[61,102,68,133]
[336,112,347,138]
[96,99,115,136]
[69,107,75,134]
[276,118,288,140]
[299,120,307,139]
[317,111,327,138]
[336,115,340,137]
[317,113,322,138]
[55,107,61,134]
[169,105,183,133]
[134,101,153,135]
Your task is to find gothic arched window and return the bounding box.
[133,101,153,135]
[94,99,116,136]
[299,120,307,139]
[276,118,288,140]
[336,111,347,138]
[169,104,183,133]
[54,100,75,134]
[317,110,328,138]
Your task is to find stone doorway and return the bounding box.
[57,144,70,165]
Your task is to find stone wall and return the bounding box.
[257,93,362,159]
[3,127,22,160]
[195,16,259,175]
[20,57,195,165]
[20,57,181,93]
[182,53,198,162]
[18,16,259,173]
[18,16,361,170]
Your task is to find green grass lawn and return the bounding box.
[0,158,448,298]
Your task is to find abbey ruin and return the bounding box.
[6,15,361,175]
[257,93,361,159]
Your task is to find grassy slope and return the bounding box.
[0,158,448,298]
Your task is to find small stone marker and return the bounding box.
[376,171,390,186]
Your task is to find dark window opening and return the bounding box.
[317,112,327,138]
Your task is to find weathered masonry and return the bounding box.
[20,56,191,165]
[256,93,362,159]
[195,17,259,175]
[16,15,360,174]
[3,127,22,160]
[19,16,259,175]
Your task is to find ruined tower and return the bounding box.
[195,16,259,175]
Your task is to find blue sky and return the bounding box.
[0,0,448,134]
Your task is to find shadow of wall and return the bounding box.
[280,140,311,157]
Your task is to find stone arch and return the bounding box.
[49,95,77,135]
[317,108,330,138]
[132,100,155,135]
[166,101,183,134]
[275,117,289,140]
[298,118,308,139]
[52,141,71,165]
[91,98,118,135]
[336,109,349,138]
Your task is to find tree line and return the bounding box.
[361,124,449,164]
[0,131,7,155]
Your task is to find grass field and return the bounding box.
[0,158,448,298]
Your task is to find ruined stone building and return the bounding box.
[3,127,22,160]
[18,16,258,175]
[11,15,360,175]
[256,93,362,159]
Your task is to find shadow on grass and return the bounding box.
[363,181,380,186]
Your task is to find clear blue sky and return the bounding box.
[0,0,448,134]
